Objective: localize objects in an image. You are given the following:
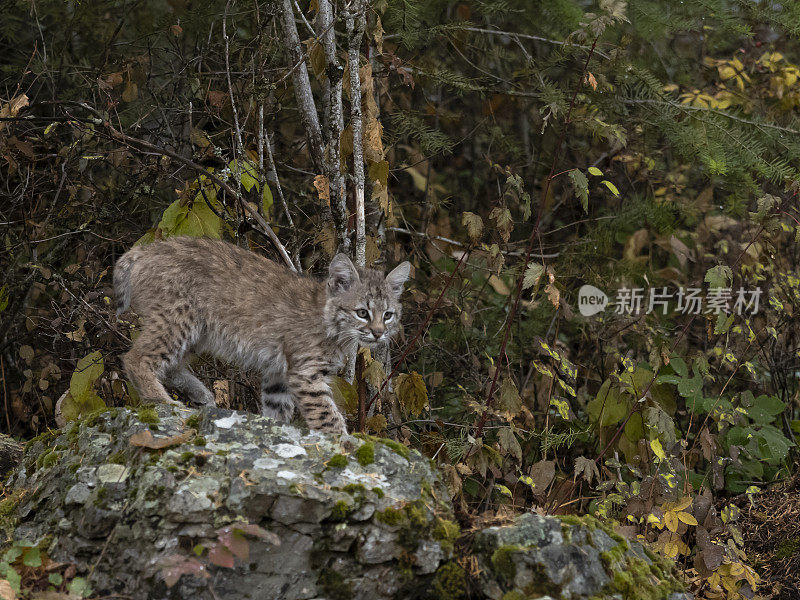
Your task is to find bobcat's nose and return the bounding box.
[370,328,384,339]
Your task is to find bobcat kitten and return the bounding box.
[114,237,410,434]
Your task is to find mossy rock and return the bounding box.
[1,404,454,600]
[475,512,686,600]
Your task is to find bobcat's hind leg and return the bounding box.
[122,313,194,406]
[164,363,215,407]
[260,373,295,423]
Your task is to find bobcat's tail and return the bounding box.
[114,246,145,316]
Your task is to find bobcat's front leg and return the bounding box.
[286,358,346,434]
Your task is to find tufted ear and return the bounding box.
[328,253,360,294]
[385,261,411,296]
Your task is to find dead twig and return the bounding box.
[70,103,296,271]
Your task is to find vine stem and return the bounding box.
[472,36,600,438]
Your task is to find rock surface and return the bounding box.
[474,512,688,600]
[2,405,689,600]
[4,405,457,600]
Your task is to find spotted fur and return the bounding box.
[114,237,410,434]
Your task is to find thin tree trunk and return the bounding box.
[277,0,324,170]
[318,0,349,253]
[347,0,366,267]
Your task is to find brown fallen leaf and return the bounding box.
[313,174,330,205]
[0,579,15,600]
[130,428,196,449]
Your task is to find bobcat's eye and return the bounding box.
[383,311,394,322]
[355,308,370,320]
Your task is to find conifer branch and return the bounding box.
[625,97,800,136]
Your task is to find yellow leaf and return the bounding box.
[674,496,692,511]
[718,65,736,80]
[677,511,698,526]
[650,438,666,460]
[495,484,512,497]
[664,539,679,558]
[729,562,745,577]
[664,511,679,533]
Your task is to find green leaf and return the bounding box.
[704,265,732,289]
[158,189,223,240]
[686,396,715,414]
[587,380,628,426]
[746,395,785,425]
[331,376,357,415]
[498,427,522,462]
[262,182,274,216]
[677,373,703,402]
[231,159,259,193]
[4,565,20,593]
[68,576,92,597]
[0,286,8,313]
[714,312,734,335]
[755,424,793,462]
[644,406,675,445]
[63,351,106,422]
[522,263,544,290]
[669,357,688,378]
[601,180,620,196]
[498,377,522,416]
[48,572,63,586]
[182,196,223,239]
[22,547,41,567]
[568,169,589,212]
[2,547,21,564]
[588,166,603,176]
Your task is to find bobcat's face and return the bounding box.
[325,254,411,349]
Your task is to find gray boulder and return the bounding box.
[1,404,689,600]
[4,405,460,600]
[475,512,687,600]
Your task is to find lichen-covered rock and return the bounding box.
[4,405,456,600]
[475,513,688,600]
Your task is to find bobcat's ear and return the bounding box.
[328,253,360,294]
[385,261,411,296]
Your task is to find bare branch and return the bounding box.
[72,103,296,272]
[278,0,324,169]
[223,1,245,229]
